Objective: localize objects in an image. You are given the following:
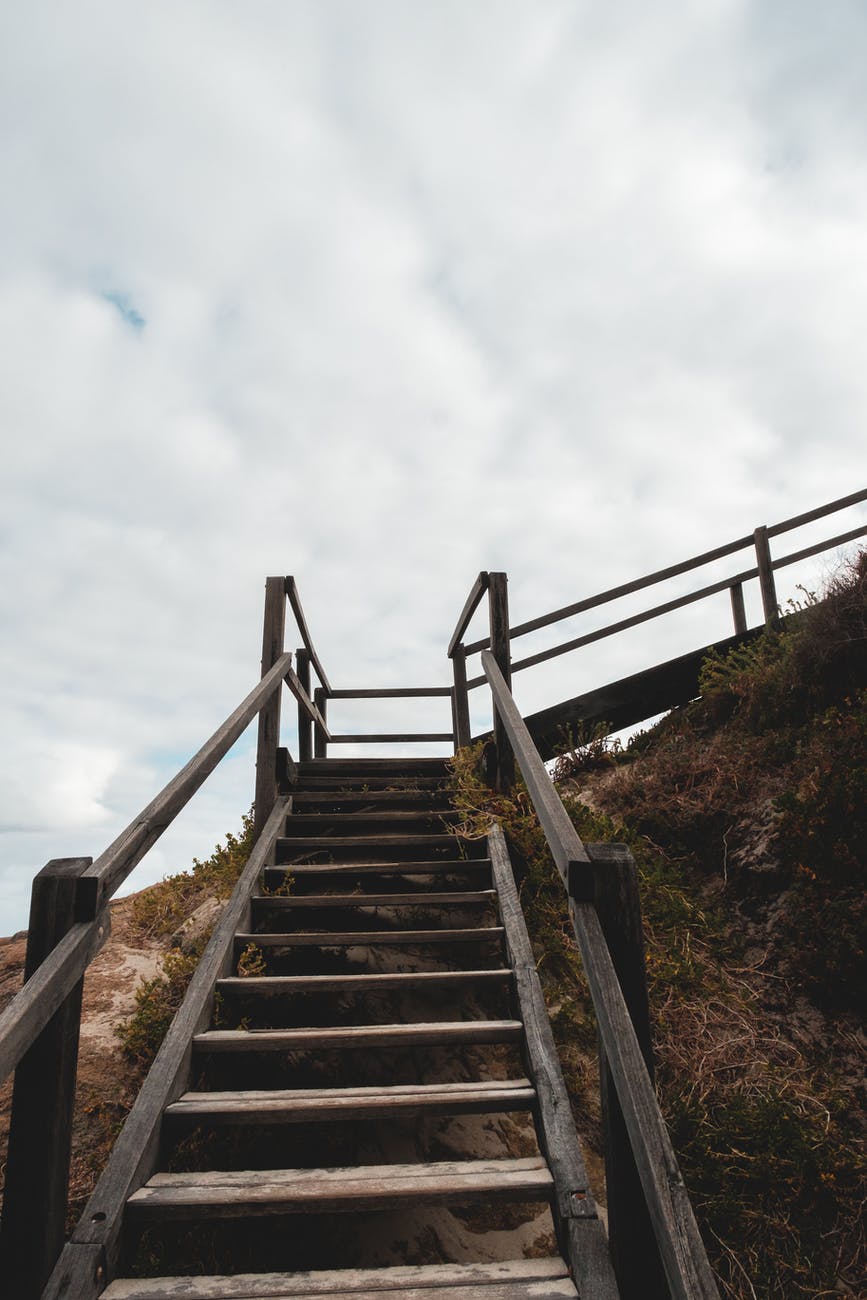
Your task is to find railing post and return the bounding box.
[0,858,95,1300]
[254,577,287,839]
[753,525,778,625]
[296,648,313,761]
[487,572,514,790]
[586,843,668,1300]
[451,644,471,750]
[729,582,747,635]
[314,687,328,758]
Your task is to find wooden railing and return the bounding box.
[0,577,332,1298]
[480,650,719,1300]
[449,487,867,701]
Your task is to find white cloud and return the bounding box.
[1,2,865,931]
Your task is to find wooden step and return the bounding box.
[217,969,512,996]
[285,812,461,828]
[277,835,462,858]
[165,1078,535,1125]
[291,776,447,791]
[292,791,454,808]
[102,1257,577,1297]
[126,1156,553,1220]
[252,891,496,910]
[234,928,504,948]
[265,859,491,882]
[193,1020,523,1053]
[296,759,452,774]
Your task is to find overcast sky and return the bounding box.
[2,1,866,935]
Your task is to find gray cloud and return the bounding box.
[1,2,865,931]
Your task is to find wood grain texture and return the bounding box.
[216,969,511,995]
[448,570,489,656]
[0,859,108,1298]
[66,799,289,1278]
[81,651,292,908]
[127,1157,553,1219]
[254,577,287,840]
[193,1020,523,1052]
[102,1257,574,1298]
[488,827,620,1300]
[232,927,504,947]
[295,648,313,761]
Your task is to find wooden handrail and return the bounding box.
[328,687,453,699]
[448,571,489,656]
[463,488,867,657]
[285,576,331,694]
[0,915,109,1086]
[481,650,720,1300]
[82,650,293,910]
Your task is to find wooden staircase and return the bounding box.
[99,757,612,1299]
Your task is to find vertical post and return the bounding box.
[754,526,778,625]
[452,644,471,750]
[487,572,514,790]
[0,858,95,1300]
[296,648,313,761]
[729,582,747,635]
[587,843,668,1300]
[254,576,286,839]
[314,687,328,758]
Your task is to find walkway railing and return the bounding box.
[481,649,720,1300]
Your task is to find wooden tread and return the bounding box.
[265,860,490,879]
[217,969,512,994]
[193,1020,523,1052]
[102,1257,577,1297]
[165,1079,536,1124]
[234,928,504,947]
[252,891,496,909]
[126,1156,553,1219]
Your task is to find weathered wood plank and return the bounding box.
[105,1278,578,1299]
[328,733,455,744]
[65,799,289,1281]
[232,927,504,947]
[327,687,453,699]
[102,1256,574,1298]
[481,653,719,1299]
[216,969,511,995]
[193,1020,523,1052]
[487,828,619,1300]
[519,627,768,761]
[285,576,331,694]
[254,577,287,840]
[0,860,109,1298]
[127,1157,553,1218]
[588,843,667,1298]
[252,890,494,908]
[753,525,778,623]
[452,645,472,749]
[487,573,515,790]
[448,571,489,656]
[0,910,108,1086]
[165,1080,535,1124]
[81,652,293,909]
[313,687,328,759]
[296,648,313,762]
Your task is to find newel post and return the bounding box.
[587,843,668,1299]
[0,857,98,1300]
[254,576,287,839]
[451,645,471,751]
[487,572,515,790]
[754,525,779,625]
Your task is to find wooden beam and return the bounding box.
[45,799,290,1295]
[448,571,489,657]
[729,582,747,635]
[313,687,328,758]
[452,645,471,749]
[0,860,108,1298]
[487,574,514,790]
[254,577,287,839]
[327,732,454,744]
[754,526,778,624]
[295,648,312,761]
[80,651,292,910]
[487,827,619,1299]
[588,843,667,1299]
[284,576,331,694]
[327,687,452,699]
